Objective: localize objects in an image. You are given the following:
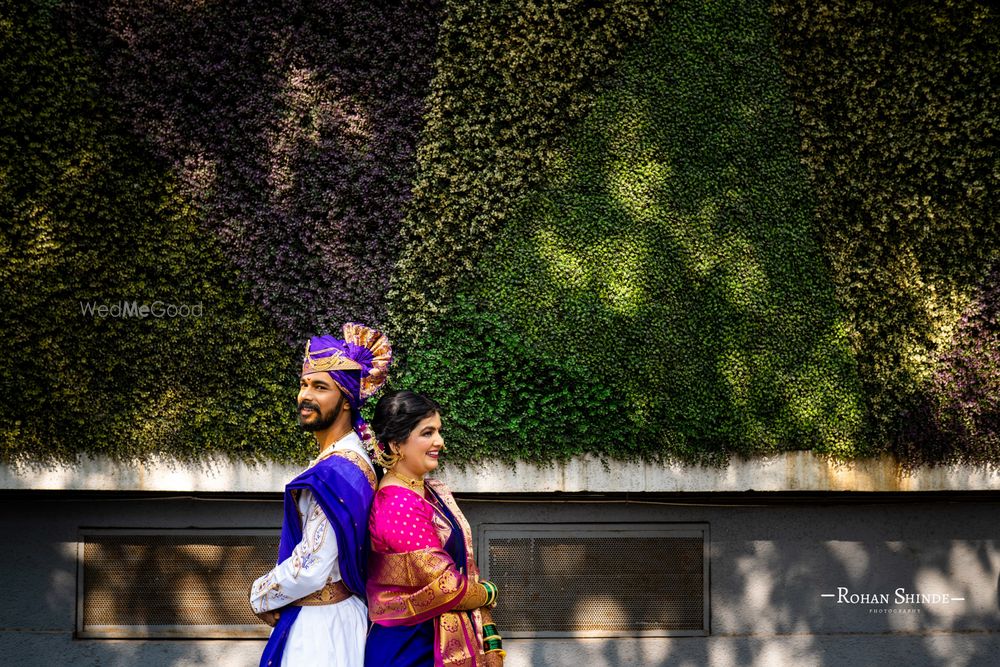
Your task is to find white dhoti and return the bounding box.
[278,596,367,667]
[250,433,374,667]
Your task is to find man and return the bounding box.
[250,323,391,667]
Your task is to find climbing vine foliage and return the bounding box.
[2,0,996,465]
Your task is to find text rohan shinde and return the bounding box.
[835,587,957,605]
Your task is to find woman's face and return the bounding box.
[393,412,444,478]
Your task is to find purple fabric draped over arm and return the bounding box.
[258,456,375,667]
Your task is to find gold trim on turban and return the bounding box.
[301,339,364,375]
[341,322,392,399]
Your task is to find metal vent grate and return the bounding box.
[78,530,279,638]
[481,524,708,637]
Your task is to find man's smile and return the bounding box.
[298,402,320,417]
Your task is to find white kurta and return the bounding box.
[250,432,373,667]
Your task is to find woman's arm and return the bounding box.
[373,487,495,610]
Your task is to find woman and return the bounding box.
[365,391,505,667]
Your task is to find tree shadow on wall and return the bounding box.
[515,500,1000,667]
[80,533,276,632]
[0,3,307,463]
[891,264,1000,467]
[473,0,867,462]
[769,0,1000,468]
[3,497,279,666]
[61,0,442,339]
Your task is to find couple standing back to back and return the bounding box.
[250,323,505,667]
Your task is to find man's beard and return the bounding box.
[297,395,344,432]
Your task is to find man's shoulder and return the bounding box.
[328,450,377,491]
[307,450,376,492]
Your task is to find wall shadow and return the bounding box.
[498,497,1000,667]
[60,0,442,339]
[471,0,865,462]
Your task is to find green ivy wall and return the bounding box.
[2,0,996,465]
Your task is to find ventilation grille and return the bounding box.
[481,524,708,637]
[78,530,278,638]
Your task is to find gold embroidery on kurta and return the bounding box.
[332,450,377,490]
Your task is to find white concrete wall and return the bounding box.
[3,452,1000,493]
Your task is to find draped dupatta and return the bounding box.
[258,453,376,667]
[367,479,487,667]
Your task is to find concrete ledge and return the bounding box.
[1,452,999,493]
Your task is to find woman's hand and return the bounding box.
[481,580,499,609]
[480,608,504,664]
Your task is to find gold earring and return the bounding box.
[375,446,399,469]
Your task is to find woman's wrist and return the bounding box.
[480,580,499,608]
[482,622,504,654]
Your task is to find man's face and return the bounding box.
[297,373,345,432]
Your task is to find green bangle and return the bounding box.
[481,581,498,607]
[483,620,503,653]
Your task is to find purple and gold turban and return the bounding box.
[301,323,392,451]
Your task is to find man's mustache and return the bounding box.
[298,400,321,412]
